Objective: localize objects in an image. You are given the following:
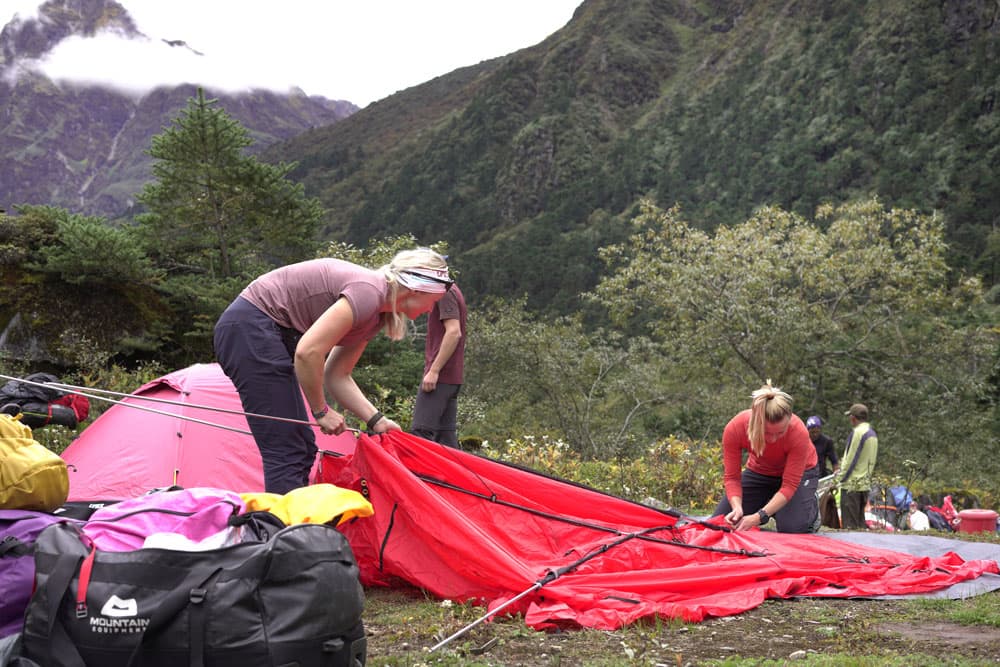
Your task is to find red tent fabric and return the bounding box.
[60,366,999,630]
[322,431,1000,630]
[61,363,356,500]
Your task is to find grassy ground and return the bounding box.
[361,529,1000,667]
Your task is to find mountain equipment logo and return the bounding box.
[100,595,137,617]
[90,595,149,634]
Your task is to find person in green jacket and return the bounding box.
[836,403,879,530]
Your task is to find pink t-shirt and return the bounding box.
[424,285,466,384]
[722,410,818,501]
[240,258,387,346]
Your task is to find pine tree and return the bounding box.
[136,88,324,279]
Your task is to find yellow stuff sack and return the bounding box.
[0,414,69,511]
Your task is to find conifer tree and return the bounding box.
[136,88,323,280]
[135,88,325,360]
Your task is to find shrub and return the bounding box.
[480,433,724,511]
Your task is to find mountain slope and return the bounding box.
[0,0,357,219]
[271,0,1000,308]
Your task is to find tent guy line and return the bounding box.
[413,472,767,556]
[0,373,360,435]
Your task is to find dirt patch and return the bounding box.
[877,620,1000,647]
[364,591,1000,665]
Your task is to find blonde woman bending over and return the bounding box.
[711,381,820,533]
[214,248,452,494]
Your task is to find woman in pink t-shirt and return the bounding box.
[711,381,820,533]
[214,247,452,493]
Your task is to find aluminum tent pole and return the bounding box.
[429,525,675,653]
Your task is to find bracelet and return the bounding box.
[311,405,330,420]
[365,410,384,432]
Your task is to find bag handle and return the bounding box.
[124,565,224,667]
[35,553,88,667]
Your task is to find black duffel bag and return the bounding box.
[20,519,366,666]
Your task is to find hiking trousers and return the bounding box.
[412,383,461,447]
[213,297,316,494]
[841,489,869,530]
[712,466,820,533]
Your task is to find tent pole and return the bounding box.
[428,581,543,653]
[429,525,673,653]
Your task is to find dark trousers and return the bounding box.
[412,383,461,447]
[213,297,316,494]
[712,466,821,533]
[841,490,869,530]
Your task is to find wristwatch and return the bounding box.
[311,405,330,420]
[757,509,770,525]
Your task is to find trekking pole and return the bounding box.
[428,525,674,653]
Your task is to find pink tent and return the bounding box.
[61,363,356,500]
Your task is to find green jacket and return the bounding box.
[836,422,878,492]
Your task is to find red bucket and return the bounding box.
[956,509,999,534]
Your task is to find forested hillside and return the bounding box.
[1,0,996,490]
[272,0,1000,310]
[0,0,356,219]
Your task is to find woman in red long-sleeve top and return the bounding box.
[711,381,820,533]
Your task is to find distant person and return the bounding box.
[711,381,820,534]
[214,248,451,494]
[806,415,839,478]
[412,282,467,447]
[907,501,931,531]
[835,403,879,530]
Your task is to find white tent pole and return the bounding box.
[428,582,543,653]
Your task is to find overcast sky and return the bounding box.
[4,1,582,107]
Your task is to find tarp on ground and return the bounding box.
[321,431,1000,630]
[61,363,356,500]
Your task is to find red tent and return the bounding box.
[61,363,355,500]
[60,365,999,630]
[320,431,1000,630]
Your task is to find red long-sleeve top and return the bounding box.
[722,410,818,502]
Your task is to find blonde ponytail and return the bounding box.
[746,379,794,456]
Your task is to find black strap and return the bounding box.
[124,566,223,667]
[188,587,208,667]
[840,428,875,481]
[37,553,88,667]
[0,535,33,558]
[366,410,384,432]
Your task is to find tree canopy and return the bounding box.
[133,88,327,361]
[137,88,324,281]
[585,199,996,479]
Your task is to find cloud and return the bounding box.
[5,0,581,107]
